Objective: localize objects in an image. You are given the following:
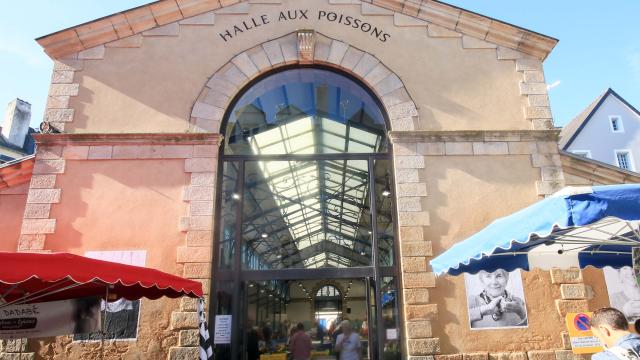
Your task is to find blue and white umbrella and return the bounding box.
[430,184,640,276]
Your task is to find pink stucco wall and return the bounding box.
[46,159,190,273]
[31,158,194,359]
[0,183,28,252]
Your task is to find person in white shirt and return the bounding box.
[335,320,361,360]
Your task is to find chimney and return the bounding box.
[2,99,31,148]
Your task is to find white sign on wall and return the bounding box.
[214,315,232,344]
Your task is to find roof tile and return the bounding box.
[75,18,119,49]
[109,14,135,38]
[124,6,158,34]
[402,0,422,17]
[176,0,222,18]
[485,20,524,49]
[421,1,460,30]
[372,0,404,13]
[37,30,85,59]
[518,32,554,59]
[219,0,241,7]
[456,11,491,39]
[149,0,185,25]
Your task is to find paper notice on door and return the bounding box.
[214,315,232,344]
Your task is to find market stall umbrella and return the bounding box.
[430,184,640,276]
[0,252,203,306]
[0,252,213,360]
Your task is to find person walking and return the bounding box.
[315,320,326,344]
[335,320,361,360]
[247,326,260,360]
[289,323,312,360]
[591,307,640,360]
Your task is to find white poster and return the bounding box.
[0,297,101,339]
[464,269,529,330]
[603,266,640,322]
[74,250,146,341]
[214,315,232,344]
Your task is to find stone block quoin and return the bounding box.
[550,267,588,349]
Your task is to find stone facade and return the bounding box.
[5,1,630,360]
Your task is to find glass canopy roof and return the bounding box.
[224,68,387,155]
[225,68,389,270]
[243,157,373,269]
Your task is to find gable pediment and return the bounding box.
[37,0,557,60]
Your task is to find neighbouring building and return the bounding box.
[0,99,37,164]
[560,88,640,172]
[1,1,639,359]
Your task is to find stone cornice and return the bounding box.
[560,151,640,184]
[33,133,223,146]
[36,0,557,60]
[388,129,560,143]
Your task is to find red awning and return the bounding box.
[0,252,203,304]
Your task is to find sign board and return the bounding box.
[214,315,232,344]
[564,312,603,354]
[217,9,391,44]
[0,297,102,339]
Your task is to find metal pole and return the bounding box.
[101,285,109,360]
[368,157,384,360]
[231,160,245,360]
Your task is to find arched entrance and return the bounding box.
[213,66,401,360]
[314,284,343,331]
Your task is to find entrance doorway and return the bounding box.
[314,284,343,332]
[212,67,402,360]
[245,279,369,360]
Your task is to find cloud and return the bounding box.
[546,80,561,91]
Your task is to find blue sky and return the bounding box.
[1,1,638,129]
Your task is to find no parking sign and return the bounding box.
[565,312,603,354]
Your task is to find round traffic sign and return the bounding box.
[573,313,591,331]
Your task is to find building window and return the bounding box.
[572,150,591,158]
[316,285,341,297]
[615,150,633,171]
[609,116,624,133]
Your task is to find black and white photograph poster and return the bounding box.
[0,297,102,339]
[74,250,146,341]
[603,266,640,322]
[464,269,529,330]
